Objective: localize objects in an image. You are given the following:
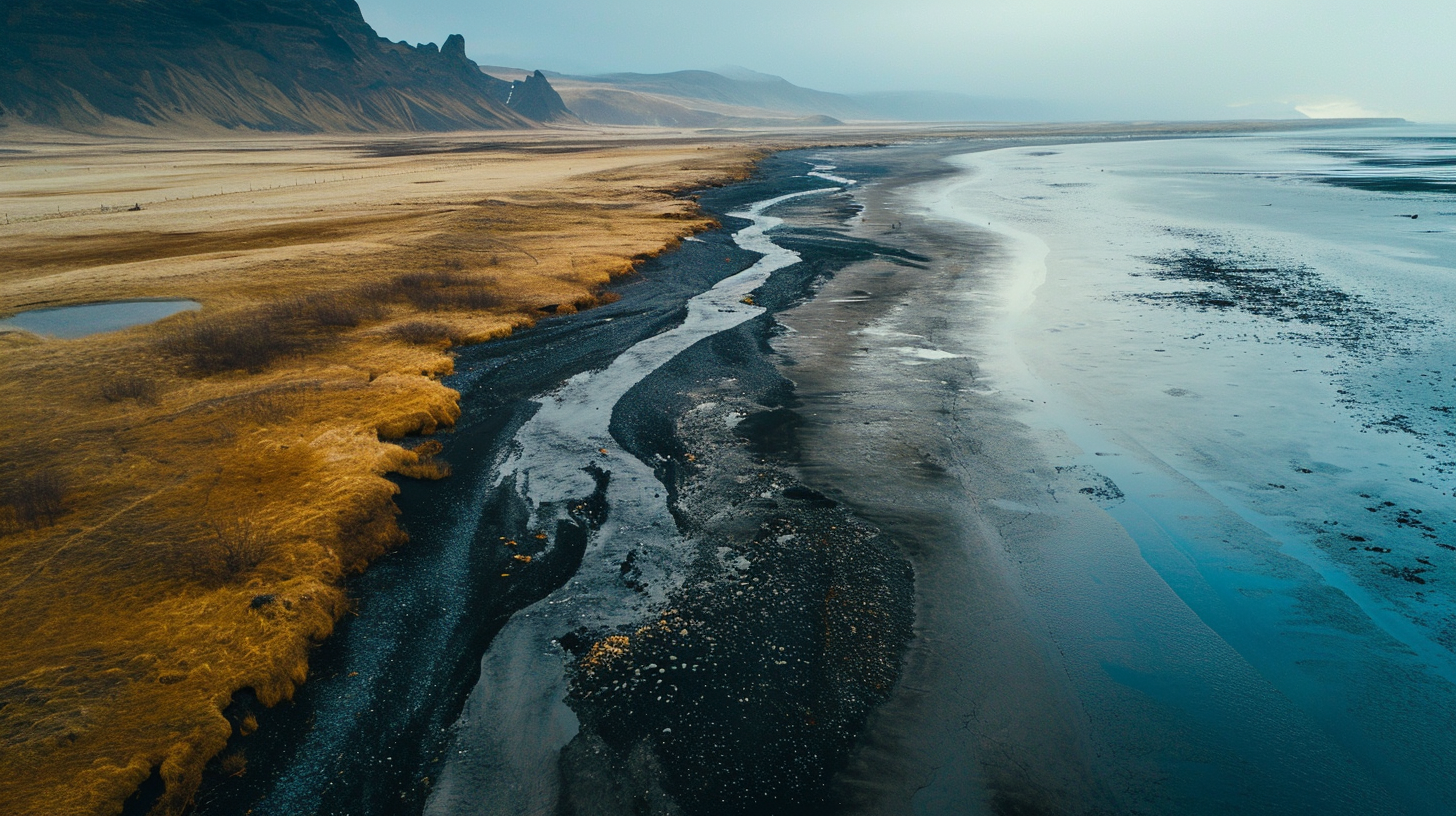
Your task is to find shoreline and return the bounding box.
[911,133,1456,812]
[765,140,1119,814]
[804,128,1454,813]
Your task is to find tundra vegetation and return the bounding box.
[0,130,763,816]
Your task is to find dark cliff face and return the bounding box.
[0,0,571,133]
[505,70,573,122]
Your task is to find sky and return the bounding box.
[356,0,1456,122]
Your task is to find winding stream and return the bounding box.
[423,181,848,815]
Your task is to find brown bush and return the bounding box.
[218,751,248,778]
[333,502,408,572]
[411,285,502,311]
[273,293,386,329]
[99,373,159,403]
[450,286,504,310]
[381,269,503,312]
[2,468,67,530]
[392,269,468,291]
[158,311,303,374]
[183,520,268,586]
[387,320,454,345]
[394,439,452,480]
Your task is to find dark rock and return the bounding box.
[506,70,575,122]
[441,34,467,61]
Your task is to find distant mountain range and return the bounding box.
[490,65,1057,126]
[0,0,571,133]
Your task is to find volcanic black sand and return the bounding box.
[180,134,1188,816]
[139,128,1456,816]
[175,146,933,816]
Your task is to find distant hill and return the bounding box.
[550,85,842,129]
[560,70,870,121]
[0,0,573,133]
[512,66,1055,126]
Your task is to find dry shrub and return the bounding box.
[273,293,385,329]
[99,373,159,403]
[334,501,408,572]
[230,382,319,426]
[157,287,410,375]
[183,520,267,586]
[394,439,452,480]
[381,268,503,312]
[387,320,454,345]
[218,751,247,778]
[158,311,302,374]
[394,269,470,290]
[431,285,502,311]
[1,468,67,530]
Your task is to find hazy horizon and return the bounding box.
[356,0,1455,122]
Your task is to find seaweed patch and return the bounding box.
[1126,245,1418,354]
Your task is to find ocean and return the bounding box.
[901,125,1456,813]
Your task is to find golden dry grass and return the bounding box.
[0,128,764,816]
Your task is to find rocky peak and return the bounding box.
[508,70,574,122]
[441,34,468,62]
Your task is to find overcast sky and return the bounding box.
[356,0,1455,121]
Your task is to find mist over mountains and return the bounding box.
[532,66,1060,126]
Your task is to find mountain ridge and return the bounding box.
[513,66,1066,126]
[0,0,572,133]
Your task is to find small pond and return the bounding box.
[0,299,201,339]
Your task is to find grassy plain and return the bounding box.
[0,127,770,816]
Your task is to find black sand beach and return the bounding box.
[177,139,1176,816]
[184,129,1456,816]
[185,149,952,816]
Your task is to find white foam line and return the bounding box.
[809,163,857,186]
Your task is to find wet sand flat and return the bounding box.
[799,132,1456,814]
